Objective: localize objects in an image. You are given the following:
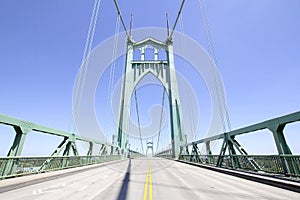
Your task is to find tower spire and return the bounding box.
[166,13,170,38]
[130,14,133,39]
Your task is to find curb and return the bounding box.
[0,159,127,193]
[176,159,300,193]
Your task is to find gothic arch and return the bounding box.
[116,38,184,158]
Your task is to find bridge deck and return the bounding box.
[0,158,299,200]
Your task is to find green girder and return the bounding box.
[179,111,300,177]
[0,114,122,177]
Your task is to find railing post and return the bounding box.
[86,142,93,165]
[61,134,78,168]
[269,124,300,176]
[178,146,183,160]
[217,135,227,167]
[205,141,212,164]
[62,141,71,168]
[110,146,114,155]
[1,126,29,177]
[227,136,241,169]
[191,143,200,163]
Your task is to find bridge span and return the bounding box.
[0,158,299,200]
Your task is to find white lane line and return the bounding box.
[78,186,88,191]
[179,169,186,174]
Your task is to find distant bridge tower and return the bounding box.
[146,140,154,157]
[116,34,185,158]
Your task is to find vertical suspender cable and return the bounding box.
[74,0,102,122]
[71,0,101,136]
[77,0,101,107]
[179,14,197,141]
[199,4,227,152]
[197,0,231,133]
[155,87,166,154]
[104,14,120,144]
[134,90,144,154]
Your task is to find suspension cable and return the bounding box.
[113,0,129,39]
[104,14,120,144]
[198,0,231,132]
[178,14,197,141]
[74,0,98,118]
[198,0,226,133]
[169,0,186,39]
[74,0,101,119]
[155,87,166,154]
[134,90,144,154]
[72,0,101,138]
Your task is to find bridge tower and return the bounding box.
[115,35,185,158]
[146,139,154,157]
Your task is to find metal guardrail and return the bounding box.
[0,155,122,179]
[0,113,126,178]
[179,111,300,177]
[179,154,300,177]
[155,148,172,158]
[128,149,145,158]
[156,154,173,159]
[182,111,300,147]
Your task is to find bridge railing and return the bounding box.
[0,114,124,179]
[179,111,300,177]
[179,154,300,177]
[155,148,173,158]
[128,149,145,158]
[0,155,121,179]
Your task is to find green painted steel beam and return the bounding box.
[1,126,28,176]
[182,111,300,147]
[227,111,300,138]
[269,124,300,175]
[0,114,117,147]
[179,111,300,177]
[0,113,122,176]
[184,134,224,147]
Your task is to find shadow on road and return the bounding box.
[116,158,131,200]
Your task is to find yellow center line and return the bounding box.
[149,167,153,200]
[143,171,149,200]
[143,160,153,200]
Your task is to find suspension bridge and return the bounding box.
[0,0,300,199]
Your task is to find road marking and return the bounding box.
[33,182,67,195]
[143,160,153,200]
[149,169,153,200]
[143,171,149,200]
[78,186,88,191]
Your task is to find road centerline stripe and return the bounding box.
[143,171,149,200]
[143,160,153,200]
[149,168,153,200]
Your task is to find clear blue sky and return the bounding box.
[0,0,299,155]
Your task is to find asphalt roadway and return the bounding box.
[0,157,299,200]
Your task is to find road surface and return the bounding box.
[0,157,299,200]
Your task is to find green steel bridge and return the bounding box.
[0,110,300,199]
[0,0,300,199]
